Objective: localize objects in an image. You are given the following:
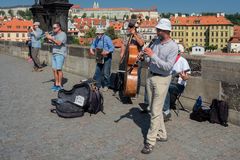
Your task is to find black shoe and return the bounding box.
[141,143,154,154]
[163,113,171,122]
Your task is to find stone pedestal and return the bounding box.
[30,1,73,33]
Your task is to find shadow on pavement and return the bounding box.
[114,107,150,143]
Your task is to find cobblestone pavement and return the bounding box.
[1,54,240,160]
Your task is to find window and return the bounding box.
[221,32,223,37]
[216,26,218,29]
[216,32,218,37]
[200,39,202,42]
[192,39,194,42]
[186,32,188,36]
[212,32,214,36]
[16,33,19,37]
[7,26,11,29]
[221,39,223,42]
[192,26,194,30]
[16,26,20,29]
[196,39,198,42]
[216,39,218,42]
[1,33,4,37]
[196,32,198,36]
[225,32,228,37]
[22,33,25,37]
[192,32,194,36]
[8,33,10,37]
[200,32,202,36]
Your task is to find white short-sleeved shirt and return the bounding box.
[172,56,191,86]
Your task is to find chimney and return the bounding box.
[174,13,178,18]
[182,14,186,17]
[217,13,220,17]
[220,12,225,17]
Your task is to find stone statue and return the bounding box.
[34,0,39,5]
[40,0,69,4]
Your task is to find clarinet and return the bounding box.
[128,38,157,73]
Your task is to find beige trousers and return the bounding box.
[146,74,172,146]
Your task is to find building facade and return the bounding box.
[70,3,159,20]
[0,18,32,42]
[228,26,240,53]
[170,14,234,50]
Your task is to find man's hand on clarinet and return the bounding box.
[144,48,154,57]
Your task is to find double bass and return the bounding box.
[120,16,144,97]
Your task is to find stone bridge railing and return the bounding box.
[0,40,239,126]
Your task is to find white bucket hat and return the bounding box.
[155,18,171,31]
[96,28,104,34]
[33,22,40,26]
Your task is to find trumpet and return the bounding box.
[41,31,53,39]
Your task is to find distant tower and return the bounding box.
[93,2,96,8]
[93,1,99,8]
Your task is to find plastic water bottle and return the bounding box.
[193,96,202,112]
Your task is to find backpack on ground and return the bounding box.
[109,72,124,92]
[190,107,210,122]
[209,99,229,127]
[51,79,104,118]
[190,96,210,122]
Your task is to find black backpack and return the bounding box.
[51,79,104,118]
[109,72,124,92]
[209,99,229,127]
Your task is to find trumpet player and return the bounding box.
[45,22,67,92]
[30,22,43,72]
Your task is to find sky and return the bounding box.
[0,0,239,13]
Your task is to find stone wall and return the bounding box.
[0,40,239,126]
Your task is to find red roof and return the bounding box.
[233,26,240,37]
[0,18,32,32]
[140,19,158,28]
[109,22,124,30]
[170,16,232,26]
[71,5,80,9]
[74,18,106,28]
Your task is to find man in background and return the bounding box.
[30,22,43,72]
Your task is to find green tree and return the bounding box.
[105,26,118,40]
[17,10,25,18]
[82,13,87,18]
[91,13,95,18]
[114,16,117,21]
[84,27,96,38]
[24,9,33,20]
[73,15,78,19]
[145,16,150,20]
[8,9,14,17]
[226,13,240,25]
[0,10,5,16]
[131,14,137,19]
[101,15,106,20]
[126,15,129,20]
